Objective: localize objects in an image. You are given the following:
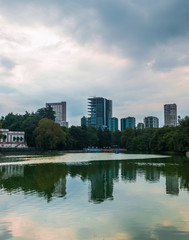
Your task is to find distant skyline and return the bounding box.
[0,0,188,127]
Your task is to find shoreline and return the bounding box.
[0,148,127,156]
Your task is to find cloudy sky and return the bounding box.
[0,0,188,127]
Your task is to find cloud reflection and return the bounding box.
[2,214,76,240]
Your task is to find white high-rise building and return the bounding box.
[46,101,68,127]
[164,103,177,127]
[144,116,159,128]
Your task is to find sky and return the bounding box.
[0,0,188,127]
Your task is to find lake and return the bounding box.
[0,153,189,240]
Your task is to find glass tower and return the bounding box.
[88,97,112,129]
[121,117,136,130]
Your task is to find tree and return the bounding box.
[112,130,121,147]
[0,121,2,140]
[69,126,87,149]
[34,118,66,150]
[35,106,55,121]
[174,116,189,152]
[98,128,112,148]
[87,126,98,147]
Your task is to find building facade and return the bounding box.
[164,103,177,127]
[144,116,159,128]
[137,122,144,129]
[109,117,118,131]
[88,97,112,129]
[46,101,68,127]
[0,129,27,148]
[81,116,89,126]
[121,117,135,130]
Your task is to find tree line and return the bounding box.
[0,107,189,152]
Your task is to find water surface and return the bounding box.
[0,153,189,240]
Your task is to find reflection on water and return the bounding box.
[0,155,188,201]
[0,153,189,240]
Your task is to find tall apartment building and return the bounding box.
[46,101,68,127]
[137,122,144,129]
[88,97,112,129]
[164,103,177,127]
[144,116,159,128]
[109,117,118,131]
[81,116,89,126]
[121,117,135,130]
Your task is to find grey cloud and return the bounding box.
[0,0,188,71]
[1,0,188,45]
[0,56,17,70]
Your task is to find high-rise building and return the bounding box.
[81,116,89,126]
[164,103,177,127]
[121,117,135,130]
[144,116,159,128]
[137,122,144,129]
[46,101,68,127]
[109,117,118,131]
[88,97,112,129]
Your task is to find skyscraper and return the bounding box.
[144,116,159,128]
[46,101,68,127]
[88,97,112,129]
[109,117,118,131]
[81,116,89,126]
[164,103,177,127]
[137,122,144,129]
[121,117,135,130]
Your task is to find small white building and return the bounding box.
[0,129,27,148]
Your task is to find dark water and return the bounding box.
[0,153,189,240]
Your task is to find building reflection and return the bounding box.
[88,162,119,203]
[145,167,160,182]
[0,165,24,179]
[1,157,189,201]
[166,174,179,195]
[121,163,136,182]
[53,177,67,198]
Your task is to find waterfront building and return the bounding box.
[46,101,68,127]
[88,97,112,129]
[0,129,27,148]
[144,116,159,128]
[137,122,144,129]
[164,103,177,127]
[121,117,135,131]
[109,117,118,131]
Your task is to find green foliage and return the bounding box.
[34,118,66,150]
[98,128,112,147]
[0,106,56,147]
[0,121,2,140]
[112,130,121,147]
[1,108,189,152]
[173,116,189,152]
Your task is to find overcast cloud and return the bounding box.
[0,0,188,127]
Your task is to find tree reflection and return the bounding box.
[0,155,189,202]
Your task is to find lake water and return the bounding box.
[0,153,189,240]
